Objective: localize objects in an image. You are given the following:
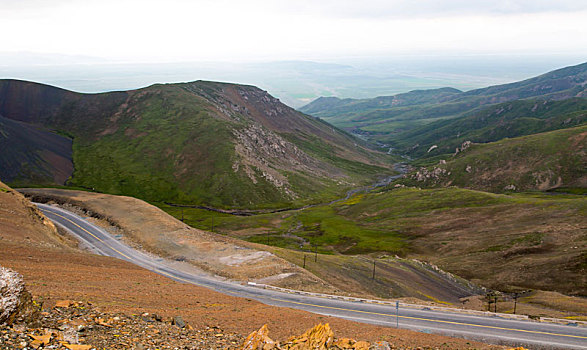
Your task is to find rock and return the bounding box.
[284,323,334,350]
[371,341,391,350]
[172,316,186,328]
[333,337,355,348]
[239,324,277,350]
[0,266,39,326]
[54,300,73,308]
[455,140,473,155]
[354,341,370,350]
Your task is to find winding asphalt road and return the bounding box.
[37,203,587,349]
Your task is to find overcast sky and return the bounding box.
[2,0,587,62]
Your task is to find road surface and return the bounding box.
[37,203,587,349]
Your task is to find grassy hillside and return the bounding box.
[403,125,587,192]
[392,98,587,157]
[300,61,587,144]
[0,79,393,208]
[162,186,586,296]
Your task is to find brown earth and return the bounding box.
[20,187,338,293]
[20,187,587,320]
[20,188,488,305]
[405,203,587,297]
[0,181,503,348]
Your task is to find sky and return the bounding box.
[2,0,587,63]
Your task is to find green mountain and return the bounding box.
[300,61,587,143]
[402,125,587,193]
[393,98,587,157]
[0,79,392,208]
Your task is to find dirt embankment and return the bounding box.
[1,182,503,348]
[20,187,337,292]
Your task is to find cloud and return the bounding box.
[272,0,587,19]
[1,0,586,62]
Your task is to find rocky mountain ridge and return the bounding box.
[0,79,391,207]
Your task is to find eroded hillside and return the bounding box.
[0,80,392,208]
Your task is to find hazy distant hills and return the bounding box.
[300,61,587,151]
[0,79,391,207]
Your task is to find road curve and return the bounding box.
[37,203,587,349]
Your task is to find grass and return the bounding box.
[399,125,587,193]
[63,83,392,209]
[159,185,585,297]
[301,63,587,151]
[392,98,587,158]
[4,80,394,209]
[160,186,580,256]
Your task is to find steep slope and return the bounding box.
[404,125,587,192]
[392,98,587,157]
[168,184,586,296]
[0,180,69,249]
[300,61,587,142]
[0,115,73,185]
[0,79,391,208]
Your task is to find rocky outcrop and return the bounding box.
[454,140,473,155]
[239,323,375,350]
[233,123,335,198]
[0,266,39,326]
[412,167,449,183]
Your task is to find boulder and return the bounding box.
[172,316,186,328]
[239,324,278,350]
[285,323,334,349]
[239,323,374,350]
[0,266,39,326]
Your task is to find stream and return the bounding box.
[165,163,409,216]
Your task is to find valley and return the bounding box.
[1,60,586,349]
[300,61,587,157]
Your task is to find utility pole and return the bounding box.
[513,293,518,314]
[494,295,498,313]
[303,254,306,269]
[372,260,376,280]
[314,245,318,262]
[395,301,399,328]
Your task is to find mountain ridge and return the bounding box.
[300,61,587,145]
[0,79,392,208]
